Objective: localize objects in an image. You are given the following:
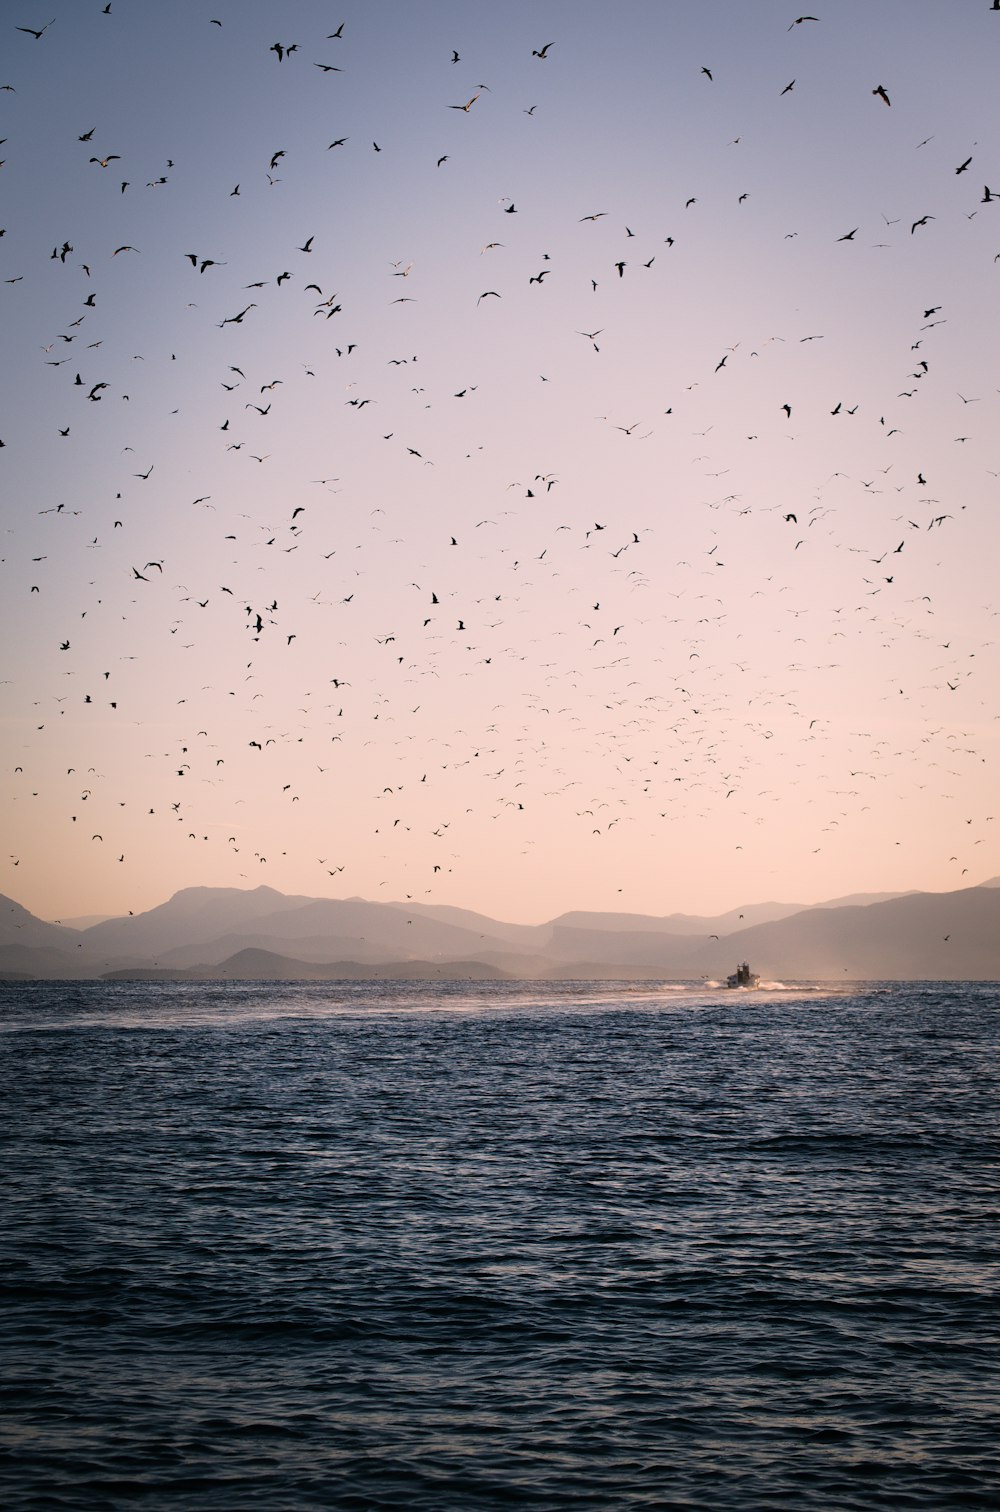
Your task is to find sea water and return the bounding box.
[1,980,998,1510]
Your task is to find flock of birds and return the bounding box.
[2,4,999,922]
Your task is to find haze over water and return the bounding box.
[3,979,998,1509]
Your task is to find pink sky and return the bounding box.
[2,1,999,923]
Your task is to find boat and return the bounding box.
[725,961,760,989]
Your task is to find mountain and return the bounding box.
[1,880,998,980]
[543,886,1000,980]
[0,894,82,952]
[690,886,1000,981]
[79,887,537,965]
[384,900,543,947]
[549,889,915,938]
[102,948,509,982]
[80,885,313,958]
[0,942,98,979]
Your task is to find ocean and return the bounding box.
[1,980,998,1510]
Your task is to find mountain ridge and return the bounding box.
[1,879,999,980]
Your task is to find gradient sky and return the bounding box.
[3,1,999,924]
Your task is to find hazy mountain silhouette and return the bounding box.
[548,890,912,936]
[689,886,1000,981]
[102,948,509,982]
[80,885,313,958]
[0,896,82,952]
[1,879,999,980]
[79,887,536,965]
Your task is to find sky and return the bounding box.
[2,1,1000,925]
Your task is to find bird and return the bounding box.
[17,19,55,39]
[910,215,934,233]
[532,42,553,58]
[449,94,480,112]
[872,84,891,106]
[788,15,819,28]
[219,304,256,326]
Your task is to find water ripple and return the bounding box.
[1,980,998,1509]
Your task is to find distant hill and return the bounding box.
[80,885,314,958]
[101,948,509,982]
[79,888,534,968]
[691,886,1000,981]
[0,895,82,952]
[550,889,915,938]
[1,880,998,981]
[0,942,97,979]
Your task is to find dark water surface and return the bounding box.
[2,980,998,1509]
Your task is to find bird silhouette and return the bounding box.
[17,18,55,39]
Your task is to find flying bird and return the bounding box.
[872,84,891,106]
[219,304,256,326]
[16,18,55,39]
